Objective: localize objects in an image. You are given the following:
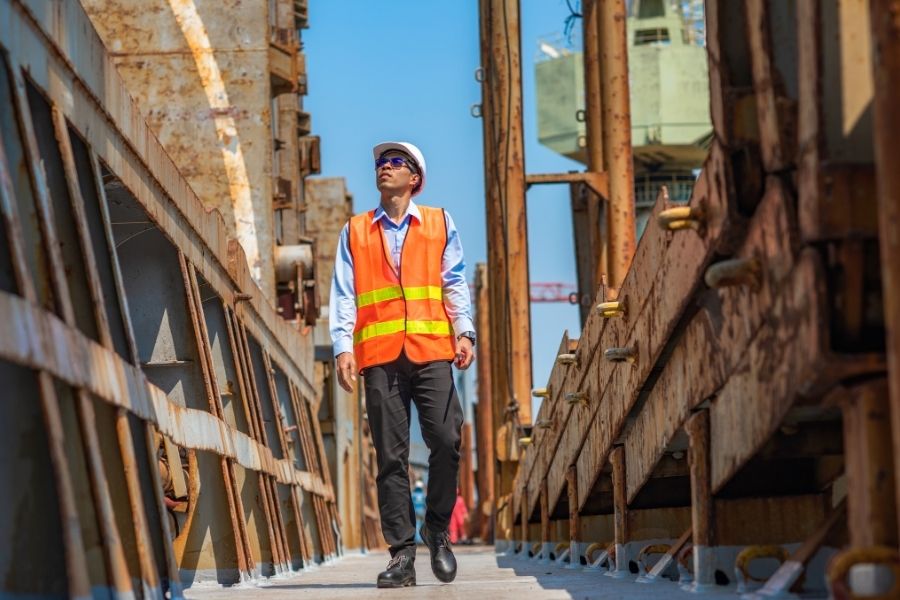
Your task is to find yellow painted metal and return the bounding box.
[595,300,625,318]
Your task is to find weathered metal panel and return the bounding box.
[623,176,799,502]
[81,0,276,295]
[0,0,339,592]
[709,249,829,492]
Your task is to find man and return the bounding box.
[329,141,476,588]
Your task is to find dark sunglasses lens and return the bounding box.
[375,156,412,170]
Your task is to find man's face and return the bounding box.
[375,151,420,195]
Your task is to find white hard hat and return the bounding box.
[373,141,427,196]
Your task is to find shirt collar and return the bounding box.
[373,200,421,225]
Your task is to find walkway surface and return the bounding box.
[183,546,758,599]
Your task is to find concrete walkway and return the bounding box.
[182,546,772,599]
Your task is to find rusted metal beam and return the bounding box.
[480,0,532,436]
[0,124,92,597]
[181,254,253,578]
[526,144,737,519]
[744,0,789,173]
[581,0,604,173]
[598,0,635,293]
[580,0,607,305]
[539,479,550,562]
[51,106,140,598]
[609,446,629,578]
[565,465,581,567]
[686,410,715,591]
[0,289,332,496]
[570,182,600,326]
[520,489,529,553]
[525,171,608,199]
[460,422,476,519]
[474,263,495,542]
[842,379,898,548]
[1,1,340,587]
[870,0,900,544]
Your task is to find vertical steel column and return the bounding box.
[477,0,510,521]
[519,490,529,557]
[459,422,476,520]
[842,380,898,548]
[479,0,532,428]
[607,446,629,578]
[599,0,636,293]
[565,465,582,568]
[478,0,532,523]
[870,0,900,543]
[474,263,495,543]
[539,480,551,563]
[580,0,607,310]
[582,0,604,172]
[686,410,715,591]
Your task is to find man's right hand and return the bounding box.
[336,352,357,393]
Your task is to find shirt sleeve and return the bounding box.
[329,223,357,357]
[441,211,475,337]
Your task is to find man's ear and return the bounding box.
[410,173,421,189]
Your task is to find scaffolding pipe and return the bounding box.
[571,0,607,325]
[474,264,496,542]
[870,0,900,541]
[599,0,636,293]
[479,0,532,430]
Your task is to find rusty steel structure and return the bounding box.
[5,0,900,597]
[477,0,534,509]
[481,0,900,596]
[0,0,384,597]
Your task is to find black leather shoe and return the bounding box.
[376,554,416,588]
[420,523,457,583]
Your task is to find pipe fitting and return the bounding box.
[595,299,625,318]
[827,546,900,600]
[556,353,578,366]
[735,545,790,593]
[534,418,554,430]
[518,436,533,447]
[657,205,705,231]
[637,543,672,576]
[274,242,314,283]
[555,542,570,561]
[704,256,762,290]
[584,542,607,565]
[565,391,588,406]
[604,346,637,363]
[532,387,551,398]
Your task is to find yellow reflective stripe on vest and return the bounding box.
[356,285,442,308]
[403,285,443,302]
[354,319,451,344]
[405,320,451,336]
[356,285,403,308]
[354,319,406,344]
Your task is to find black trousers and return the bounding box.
[363,351,463,557]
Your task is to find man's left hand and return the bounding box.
[455,337,475,370]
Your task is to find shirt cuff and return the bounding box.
[452,317,475,338]
[333,336,354,358]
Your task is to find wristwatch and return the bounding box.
[457,331,476,346]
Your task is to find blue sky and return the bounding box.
[305,1,585,417]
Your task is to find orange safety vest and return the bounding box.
[348,205,456,371]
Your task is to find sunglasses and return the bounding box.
[375,156,417,173]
